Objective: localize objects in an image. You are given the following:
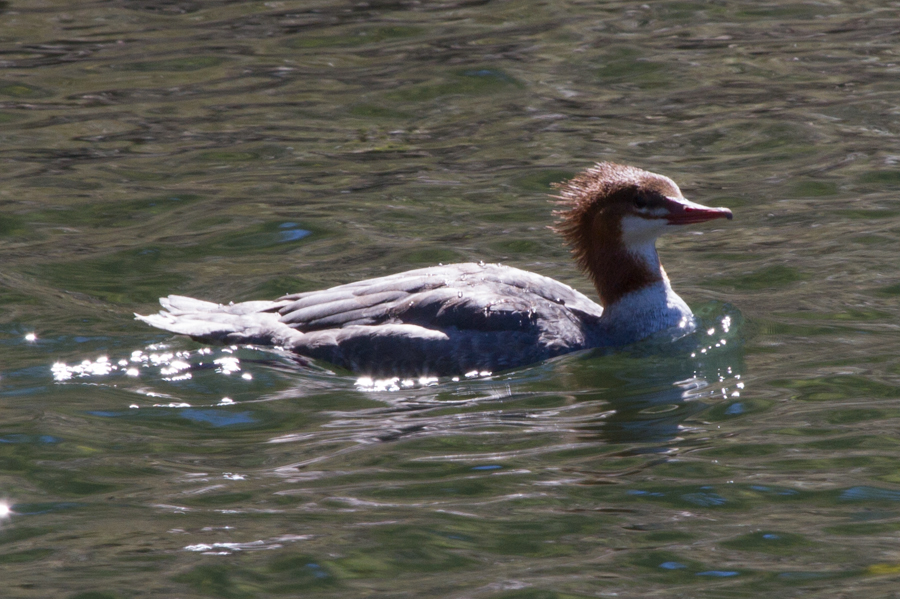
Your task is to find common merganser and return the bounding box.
[137,163,732,376]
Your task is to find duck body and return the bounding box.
[138,163,731,376]
[143,262,689,376]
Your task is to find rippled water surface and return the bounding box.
[3,1,900,597]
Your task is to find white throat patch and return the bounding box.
[619,214,669,246]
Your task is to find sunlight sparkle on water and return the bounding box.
[51,346,260,386]
[24,332,37,342]
[214,356,241,374]
[464,370,492,378]
[52,356,115,381]
[720,315,731,333]
[0,501,11,520]
[355,375,440,392]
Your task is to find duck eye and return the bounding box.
[634,192,650,209]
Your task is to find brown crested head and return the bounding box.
[552,162,682,271]
[551,162,732,306]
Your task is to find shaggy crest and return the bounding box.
[551,163,673,273]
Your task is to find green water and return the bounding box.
[2,1,900,597]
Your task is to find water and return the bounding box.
[2,1,900,596]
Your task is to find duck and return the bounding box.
[137,163,732,376]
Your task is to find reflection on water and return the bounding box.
[2,0,900,597]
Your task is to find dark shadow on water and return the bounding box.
[558,301,746,447]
